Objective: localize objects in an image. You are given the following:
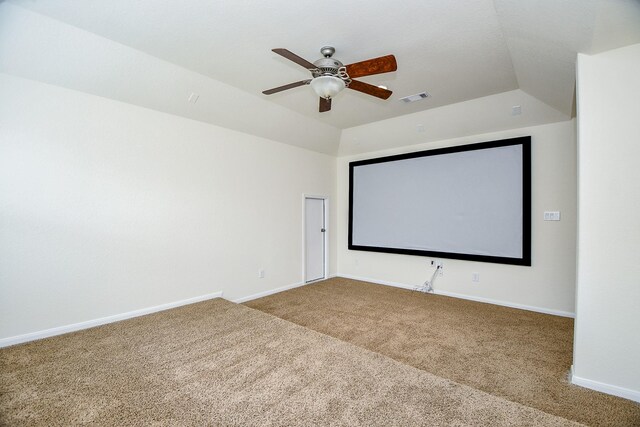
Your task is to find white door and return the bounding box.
[305,197,325,282]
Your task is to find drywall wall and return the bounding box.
[337,120,577,315]
[573,44,640,401]
[0,73,336,341]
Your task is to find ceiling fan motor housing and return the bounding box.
[312,57,344,78]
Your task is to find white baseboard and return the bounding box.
[233,274,337,304]
[571,368,640,403]
[337,274,575,318]
[233,281,304,303]
[433,289,575,318]
[0,291,223,348]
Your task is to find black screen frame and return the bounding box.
[348,136,531,266]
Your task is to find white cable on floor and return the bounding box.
[415,265,441,293]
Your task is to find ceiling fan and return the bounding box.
[262,46,397,112]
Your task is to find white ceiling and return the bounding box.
[6,0,640,132]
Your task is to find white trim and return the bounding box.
[233,281,306,303]
[302,194,329,283]
[323,198,329,281]
[571,370,640,403]
[234,274,337,304]
[0,291,223,348]
[434,289,575,318]
[337,274,575,318]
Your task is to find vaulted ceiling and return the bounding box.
[3,0,640,152]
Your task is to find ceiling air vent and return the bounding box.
[400,91,430,103]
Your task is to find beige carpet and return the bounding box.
[1,298,583,426]
[245,277,640,427]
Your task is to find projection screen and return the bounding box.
[348,137,531,266]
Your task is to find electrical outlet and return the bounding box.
[258,269,265,278]
[472,272,480,283]
[436,261,444,276]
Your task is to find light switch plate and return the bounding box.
[544,211,561,221]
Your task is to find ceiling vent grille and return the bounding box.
[400,92,430,103]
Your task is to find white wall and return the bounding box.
[0,73,336,341]
[573,44,640,401]
[337,120,577,315]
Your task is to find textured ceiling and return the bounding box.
[5,0,640,131]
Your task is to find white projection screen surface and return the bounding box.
[349,137,531,265]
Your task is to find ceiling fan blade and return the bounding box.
[272,48,317,71]
[319,97,332,113]
[346,55,397,79]
[347,80,393,100]
[262,79,311,95]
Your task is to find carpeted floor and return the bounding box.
[245,277,640,427]
[0,298,582,426]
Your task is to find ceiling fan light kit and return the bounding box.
[263,46,397,112]
[310,75,345,99]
